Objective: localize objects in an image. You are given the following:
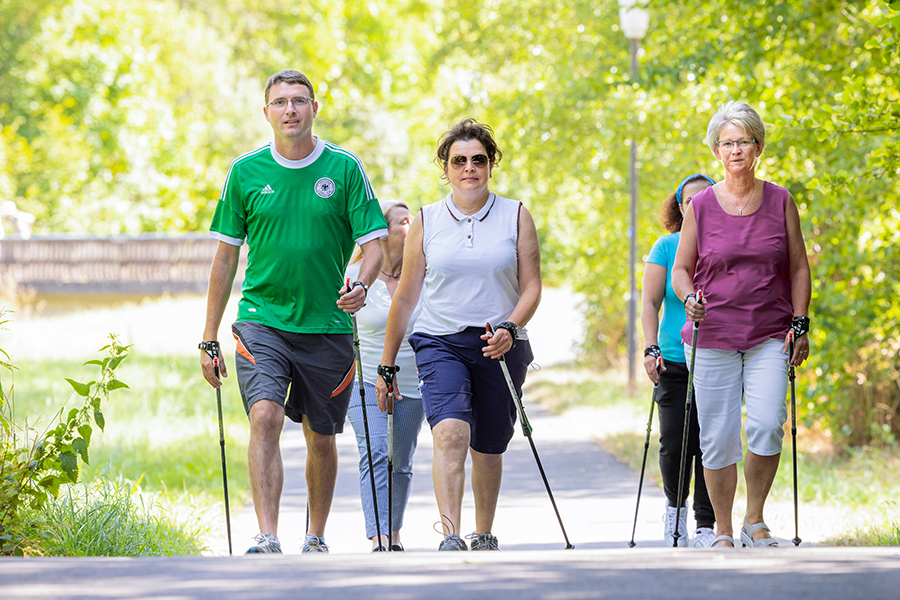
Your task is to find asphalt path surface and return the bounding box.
[4,290,899,598]
[4,400,899,599]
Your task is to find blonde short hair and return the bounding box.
[704,101,766,154]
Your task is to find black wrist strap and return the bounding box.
[791,316,810,337]
[683,293,697,307]
[199,341,220,359]
[377,364,400,389]
[644,345,662,359]
[351,280,368,296]
[497,321,519,348]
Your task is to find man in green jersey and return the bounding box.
[200,70,387,554]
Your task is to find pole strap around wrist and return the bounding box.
[644,345,662,359]
[199,341,220,359]
[791,316,810,337]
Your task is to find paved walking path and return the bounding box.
[4,290,899,598]
[3,382,899,600]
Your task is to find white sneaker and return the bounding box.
[663,503,688,547]
[691,527,717,548]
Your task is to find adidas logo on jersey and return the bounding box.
[260,184,275,194]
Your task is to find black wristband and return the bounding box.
[644,345,662,359]
[199,341,220,358]
[683,293,697,307]
[377,364,400,389]
[791,316,810,338]
[351,280,368,296]
[497,321,519,348]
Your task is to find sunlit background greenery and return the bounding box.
[2,1,898,446]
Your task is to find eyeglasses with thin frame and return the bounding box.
[448,154,489,169]
[716,138,757,150]
[266,96,314,110]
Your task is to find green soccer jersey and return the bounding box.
[210,139,387,333]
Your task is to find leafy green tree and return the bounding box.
[0,0,896,444]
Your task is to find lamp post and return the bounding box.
[618,0,649,396]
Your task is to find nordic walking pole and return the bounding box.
[628,355,663,548]
[378,365,400,552]
[674,290,702,548]
[200,341,232,556]
[487,324,574,549]
[385,375,395,551]
[348,279,384,551]
[788,330,802,546]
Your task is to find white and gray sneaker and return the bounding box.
[302,534,329,553]
[245,533,282,554]
[691,527,717,548]
[663,503,688,547]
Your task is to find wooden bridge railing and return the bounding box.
[0,235,247,295]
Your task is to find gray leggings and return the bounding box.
[347,380,425,539]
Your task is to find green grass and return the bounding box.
[6,352,251,554]
[11,353,250,501]
[19,475,207,556]
[526,364,900,546]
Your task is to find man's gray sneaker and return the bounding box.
[438,534,468,551]
[245,533,282,554]
[302,534,329,553]
[468,532,499,551]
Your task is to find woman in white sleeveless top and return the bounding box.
[376,118,542,551]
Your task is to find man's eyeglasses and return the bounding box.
[716,138,757,150]
[448,154,489,169]
[266,96,314,110]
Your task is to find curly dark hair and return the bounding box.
[434,118,503,170]
[660,175,714,233]
[659,192,682,233]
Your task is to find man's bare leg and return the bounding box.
[303,419,338,537]
[248,399,285,536]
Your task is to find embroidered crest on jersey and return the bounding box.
[314,177,336,198]
[260,184,275,194]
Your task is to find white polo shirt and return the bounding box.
[414,193,528,339]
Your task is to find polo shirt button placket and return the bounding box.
[466,218,474,247]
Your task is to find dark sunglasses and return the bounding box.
[448,154,489,169]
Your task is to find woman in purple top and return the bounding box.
[672,102,811,549]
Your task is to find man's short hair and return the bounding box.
[265,70,315,104]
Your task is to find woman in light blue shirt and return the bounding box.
[641,174,716,547]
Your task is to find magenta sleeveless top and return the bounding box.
[682,181,793,351]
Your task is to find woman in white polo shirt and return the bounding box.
[376,118,542,552]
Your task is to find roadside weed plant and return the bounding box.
[22,474,205,556]
[0,324,130,555]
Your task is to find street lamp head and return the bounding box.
[618,0,650,40]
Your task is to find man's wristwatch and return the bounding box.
[351,280,368,296]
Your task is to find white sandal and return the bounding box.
[741,517,779,547]
[712,534,735,548]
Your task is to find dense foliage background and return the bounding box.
[2,0,898,446]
